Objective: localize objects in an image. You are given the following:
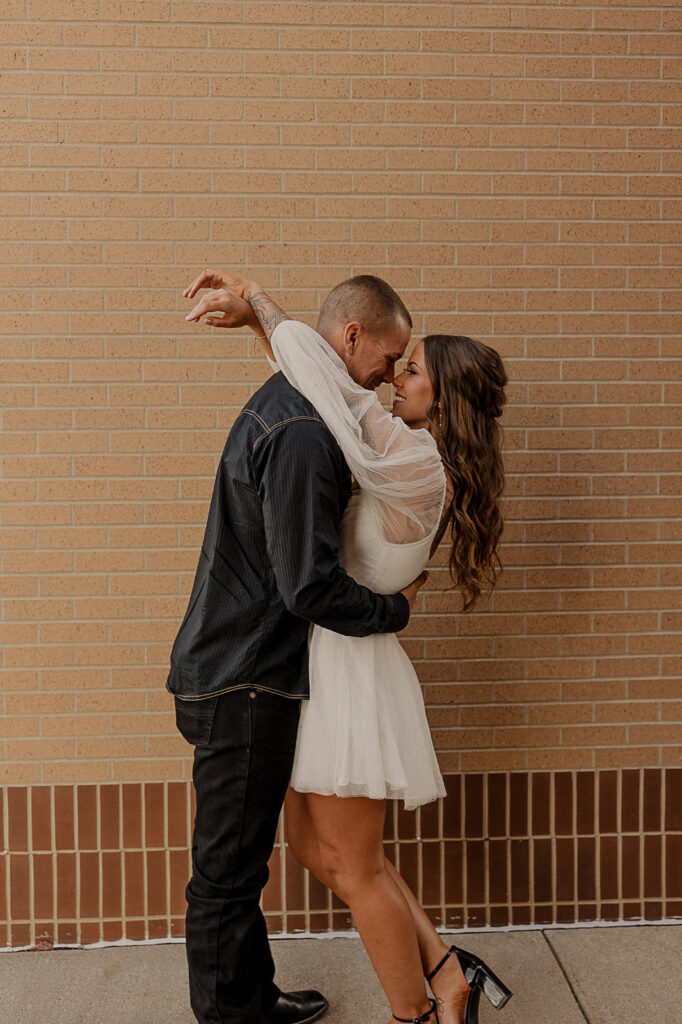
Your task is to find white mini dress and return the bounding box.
[271,321,447,810]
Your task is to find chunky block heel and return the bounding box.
[426,945,512,1023]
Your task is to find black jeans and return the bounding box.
[176,688,301,1024]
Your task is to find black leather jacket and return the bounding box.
[166,371,409,701]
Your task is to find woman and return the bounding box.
[185,272,511,1024]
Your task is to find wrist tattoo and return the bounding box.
[247,288,291,340]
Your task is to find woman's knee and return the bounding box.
[317,841,385,901]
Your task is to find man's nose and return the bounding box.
[383,363,395,383]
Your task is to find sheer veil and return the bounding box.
[271,321,446,545]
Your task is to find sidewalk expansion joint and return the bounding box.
[542,930,591,1024]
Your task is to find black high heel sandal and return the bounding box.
[426,946,512,1023]
[393,997,439,1024]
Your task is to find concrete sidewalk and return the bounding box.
[1,925,680,1024]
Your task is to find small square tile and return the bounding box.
[511,904,531,926]
[148,917,169,940]
[490,904,510,928]
[308,912,329,933]
[11,923,31,947]
[532,904,554,925]
[102,920,123,942]
[599,902,621,921]
[56,921,78,944]
[555,903,576,923]
[577,902,597,921]
[80,921,101,945]
[125,919,146,941]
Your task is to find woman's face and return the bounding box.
[391,340,435,430]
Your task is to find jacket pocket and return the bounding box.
[174,694,218,747]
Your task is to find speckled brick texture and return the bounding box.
[0,0,680,941]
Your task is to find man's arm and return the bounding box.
[245,285,291,341]
[253,417,412,637]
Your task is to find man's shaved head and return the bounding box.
[315,275,412,390]
[316,275,412,339]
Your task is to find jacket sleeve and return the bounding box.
[251,416,409,636]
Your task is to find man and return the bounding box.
[167,269,426,1024]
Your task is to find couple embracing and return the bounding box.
[166,270,511,1024]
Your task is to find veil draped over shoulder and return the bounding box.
[270,320,446,545]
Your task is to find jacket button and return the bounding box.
[249,690,256,699]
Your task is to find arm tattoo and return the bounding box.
[247,288,291,340]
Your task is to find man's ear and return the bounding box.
[344,321,362,352]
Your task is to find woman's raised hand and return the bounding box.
[183,267,258,302]
[184,288,259,330]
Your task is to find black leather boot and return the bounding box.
[261,989,329,1024]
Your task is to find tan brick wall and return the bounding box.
[1,1,681,787]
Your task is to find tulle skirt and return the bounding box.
[290,626,446,811]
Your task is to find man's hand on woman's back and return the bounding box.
[399,571,428,621]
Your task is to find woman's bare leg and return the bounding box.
[285,788,470,1024]
[285,788,432,1022]
[383,858,469,1024]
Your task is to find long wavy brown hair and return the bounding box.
[423,334,507,611]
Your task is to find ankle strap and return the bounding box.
[425,945,457,983]
[393,997,438,1024]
